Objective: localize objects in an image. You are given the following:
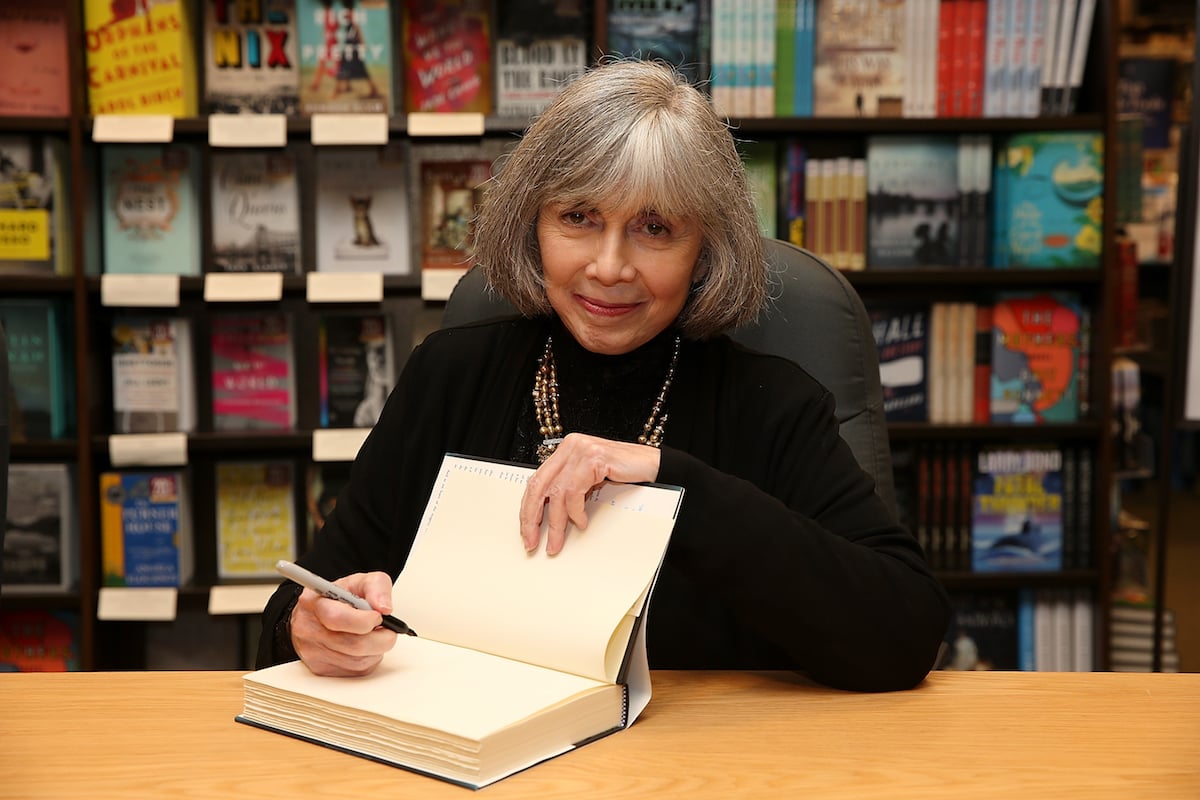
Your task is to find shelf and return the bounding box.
[84,275,424,299]
[937,569,1100,590]
[10,441,80,460]
[888,422,1102,441]
[0,116,72,132]
[845,268,1104,289]
[90,432,315,457]
[0,275,77,295]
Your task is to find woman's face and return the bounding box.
[536,199,703,355]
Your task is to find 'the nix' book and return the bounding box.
[204,0,301,114]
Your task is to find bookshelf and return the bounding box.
[0,0,1120,672]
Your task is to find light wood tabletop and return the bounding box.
[1,669,1197,798]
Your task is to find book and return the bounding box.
[870,303,929,421]
[99,470,193,587]
[493,0,589,118]
[606,0,703,85]
[742,140,778,237]
[204,0,301,114]
[82,0,198,116]
[304,461,351,546]
[941,591,1020,670]
[111,315,195,434]
[0,299,73,441]
[216,460,297,580]
[971,445,1064,572]
[865,135,961,268]
[239,453,681,789]
[101,145,202,276]
[399,0,491,114]
[314,145,410,274]
[297,0,391,114]
[813,0,906,117]
[418,156,492,300]
[0,610,80,671]
[0,135,70,275]
[1118,58,1175,151]
[0,1,71,117]
[210,151,301,274]
[318,313,395,428]
[210,311,297,431]
[2,463,74,594]
[990,292,1082,423]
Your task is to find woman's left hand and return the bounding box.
[519,432,661,555]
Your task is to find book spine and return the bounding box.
[754,0,776,117]
[849,159,867,270]
[1061,0,1096,113]
[1021,0,1047,117]
[973,302,993,422]
[983,0,1010,117]
[936,0,956,117]
[775,0,798,117]
[1004,0,1027,117]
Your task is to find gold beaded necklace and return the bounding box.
[533,334,682,464]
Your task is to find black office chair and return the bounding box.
[441,238,897,513]
[0,319,9,591]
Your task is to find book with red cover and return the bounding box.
[0,2,71,117]
[401,0,492,114]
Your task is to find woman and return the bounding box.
[257,60,950,692]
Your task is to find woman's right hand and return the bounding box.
[289,571,398,677]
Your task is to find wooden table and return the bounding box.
[1,670,1197,798]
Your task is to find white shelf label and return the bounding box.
[203,272,285,302]
[108,433,189,467]
[312,428,371,462]
[209,584,279,615]
[98,587,178,621]
[208,114,288,147]
[407,112,486,137]
[310,113,389,145]
[101,274,181,308]
[421,267,467,302]
[306,272,385,303]
[93,114,175,143]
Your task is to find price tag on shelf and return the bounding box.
[92,114,175,143]
[421,267,467,302]
[108,433,189,467]
[101,274,181,308]
[310,113,389,145]
[312,428,371,462]
[306,272,385,303]
[208,114,288,147]
[204,272,285,302]
[406,112,486,137]
[208,584,279,616]
[98,587,178,621]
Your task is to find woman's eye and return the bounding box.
[644,221,668,236]
[563,211,587,225]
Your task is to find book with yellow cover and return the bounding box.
[239,454,681,788]
[216,460,297,580]
[83,0,198,116]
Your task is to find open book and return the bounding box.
[237,454,682,788]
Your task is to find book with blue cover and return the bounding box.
[971,445,1064,572]
[101,145,201,275]
[99,471,192,587]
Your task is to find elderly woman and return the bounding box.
[257,60,950,692]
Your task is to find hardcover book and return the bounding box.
[216,460,297,580]
[1117,58,1174,151]
[870,304,929,421]
[606,0,703,85]
[210,312,297,431]
[2,463,74,594]
[0,610,80,671]
[314,145,410,274]
[0,1,71,117]
[493,0,589,117]
[304,461,351,546]
[990,292,1082,423]
[111,316,196,434]
[318,313,395,428]
[99,470,193,587]
[418,157,492,300]
[297,0,391,114]
[400,0,492,113]
[865,136,961,268]
[210,151,301,273]
[941,591,1020,670]
[0,135,69,275]
[204,0,301,114]
[813,0,906,117]
[971,445,1064,572]
[101,145,202,276]
[82,0,198,116]
[239,454,681,789]
[0,299,73,441]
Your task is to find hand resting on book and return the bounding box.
[290,571,398,677]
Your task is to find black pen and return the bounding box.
[275,560,417,636]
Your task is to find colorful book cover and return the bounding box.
[813,0,906,117]
[419,157,491,300]
[314,145,410,274]
[99,470,192,587]
[494,0,589,117]
[940,591,1021,670]
[781,139,806,247]
[204,0,301,114]
[0,299,73,440]
[82,0,198,116]
[216,460,297,579]
[971,445,1064,572]
[865,135,961,268]
[0,610,80,671]
[0,135,69,275]
[1117,58,1174,151]
[400,0,491,113]
[990,292,1081,423]
[111,316,195,433]
[2,463,74,593]
[101,144,202,275]
[993,131,1103,268]
[318,313,394,428]
[210,151,301,273]
[0,1,71,117]
[606,0,702,84]
[870,304,929,421]
[296,0,391,115]
[211,312,296,431]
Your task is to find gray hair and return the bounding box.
[471,59,767,339]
